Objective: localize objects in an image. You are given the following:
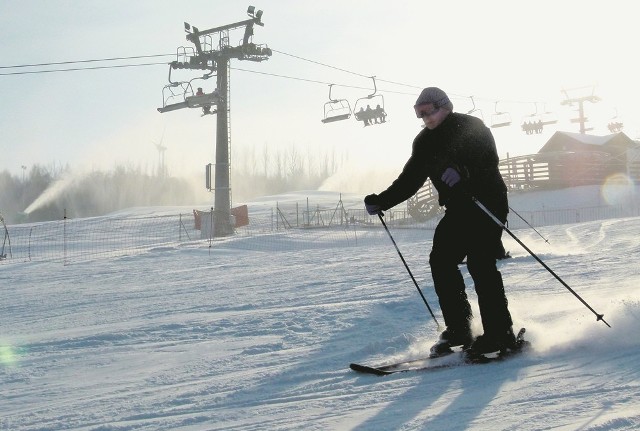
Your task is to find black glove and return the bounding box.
[364,194,383,215]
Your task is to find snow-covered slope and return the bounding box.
[1,192,639,430]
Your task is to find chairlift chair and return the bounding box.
[539,105,558,126]
[321,84,352,124]
[520,103,544,135]
[466,96,484,123]
[158,81,191,113]
[353,77,387,127]
[608,121,624,133]
[158,69,218,114]
[607,109,624,133]
[541,111,558,126]
[184,74,220,115]
[521,114,544,135]
[186,90,221,114]
[490,101,512,128]
[608,118,624,133]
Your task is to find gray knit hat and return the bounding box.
[414,87,453,111]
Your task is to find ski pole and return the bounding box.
[473,197,610,328]
[509,205,550,244]
[377,212,441,329]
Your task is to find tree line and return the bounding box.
[0,164,198,224]
[0,146,345,224]
[231,145,346,201]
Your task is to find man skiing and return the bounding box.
[364,87,517,356]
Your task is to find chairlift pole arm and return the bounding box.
[368,76,378,98]
[167,65,182,86]
[467,96,477,114]
[328,84,338,103]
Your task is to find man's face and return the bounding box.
[415,103,448,130]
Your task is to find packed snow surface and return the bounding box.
[2,191,639,430]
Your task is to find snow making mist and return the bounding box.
[319,163,399,195]
[23,171,87,215]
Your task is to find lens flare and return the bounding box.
[601,173,636,206]
[0,344,18,367]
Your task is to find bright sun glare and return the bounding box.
[601,173,636,206]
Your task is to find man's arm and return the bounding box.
[374,145,431,210]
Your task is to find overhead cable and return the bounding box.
[0,53,175,70]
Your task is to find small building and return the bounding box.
[537,131,638,188]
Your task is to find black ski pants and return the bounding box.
[429,203,513,336]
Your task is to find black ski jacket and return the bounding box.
[375,112,508,219]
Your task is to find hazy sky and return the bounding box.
[2,0,638,191]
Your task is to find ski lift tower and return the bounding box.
[561,86,601,134]
[158,6,272,237]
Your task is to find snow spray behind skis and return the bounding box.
[473,197,611,328]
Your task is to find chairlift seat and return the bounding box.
[468,109,484,123]
[186,92,221,108]
[491,112,512,128]
[354,105,386,125]
[490,105,511,129]
[541,112,558,125]
[321,113,351,123]
[158,101,188,113]
[491,120,512,128]
[354,111,367,122]
[322,98,351,124]
[352,77,387,126]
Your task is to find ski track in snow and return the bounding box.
[2,206,640,430]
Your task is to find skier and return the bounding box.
[364,87,517,356]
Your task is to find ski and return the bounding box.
[350,328,529,376]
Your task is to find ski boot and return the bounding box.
[430,327,473,358]
[465,327,530,362]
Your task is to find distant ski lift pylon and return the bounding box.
[321,84,351,124]
[490,101,512,128]
[353,76,387,127]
